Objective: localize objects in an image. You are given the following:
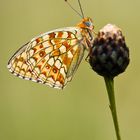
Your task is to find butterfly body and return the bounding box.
[7,17,94,89]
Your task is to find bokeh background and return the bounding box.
[0,0,139,140]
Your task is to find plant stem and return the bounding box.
[104,76,121,140]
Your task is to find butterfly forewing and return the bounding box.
[7,27,86,89]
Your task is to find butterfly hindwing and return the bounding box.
[7,27,85,89]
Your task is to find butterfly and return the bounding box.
[7,0,94,89]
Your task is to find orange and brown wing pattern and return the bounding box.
[7,28,85,89]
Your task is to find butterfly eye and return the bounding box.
[84,21,91,27]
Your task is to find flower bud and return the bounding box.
[89,24,130,77]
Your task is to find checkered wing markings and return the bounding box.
[8,30,85,89]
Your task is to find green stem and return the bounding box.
[104,76,121,140]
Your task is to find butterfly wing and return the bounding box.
[7,27,86,89]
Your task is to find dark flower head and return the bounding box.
[89,24,130,77]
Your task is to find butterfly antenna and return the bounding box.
[65,0,83,18]
[78,0,84,18]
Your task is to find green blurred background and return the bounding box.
[0,0,139,140]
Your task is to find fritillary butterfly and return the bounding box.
[7,0,94,89]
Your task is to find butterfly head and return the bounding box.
[77,17,94,30]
